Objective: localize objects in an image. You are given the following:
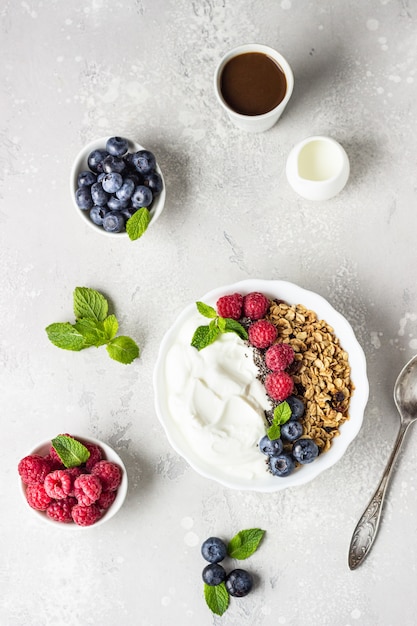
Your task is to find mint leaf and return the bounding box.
[73,318,109,347]
[102,314,118,341]
[204,582,229,616]
[224,318,248,340]
[106,336,140,364]
[45,322,86,351]
[73,287,108,322]
[51,435,90,468]
[126,207,151,241]
[191,324,220,350]
[227,528,266,560]
[217,316,227,332]
[196,301,217,319]
[267,402,292,439]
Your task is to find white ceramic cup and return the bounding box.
[285,136,350,201]
[214,44,294,133]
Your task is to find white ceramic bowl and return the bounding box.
[20,435,128,528]
[70,136,166,238]
[214,44,294,133]
[153,279,368,492]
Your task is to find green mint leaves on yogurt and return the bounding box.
[46,287,140,364]
[267,401,292,440]
[191,301,248,350]
[51,435,90,468]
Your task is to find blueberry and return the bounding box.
[87,149,109,173]
[132,149,156,174]
[107,195,130,211]
[102,172,123,194]
[121,207,137,222]
[225,569,253,597]
[202,563,226,586]
[90,182,110,207]
[292,438,319,464]
[259,434,283,457]
[269,453,295,477]
[124,172,143,186]
[286,396,305,420]
[102,154,126,175]
[102,211,125,233]
[90,205,110,226]
[77,170,97,187]
[201,537,227,563]
[106,136,128,157]
[75,186,94,210]
[131,185,153,208]
[280,421,303,442]
[143,171,163,195]
[116,177,135,201]
[97,172,106,182]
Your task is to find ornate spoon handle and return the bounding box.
[348,421,410,570]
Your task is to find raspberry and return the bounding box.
[248,319,277,349]
[46,497,77,523]
[243,292,270,320]
[71,503,102,527]
[97,490,116,510]
[44,469,72,499]
[265,343,295,371]
[85,443,104,471]
[65,467,83,496]
[216,293,243,320]
[18,454,53,485]
[91,460,122,492]
[26,482,52,511]
[264,371,294,401]
[74,473,102,506]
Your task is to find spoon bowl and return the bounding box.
[348,354,417,569]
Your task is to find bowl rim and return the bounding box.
[20,434,128,528]
[153,279,369,492]
[70,136,166,238]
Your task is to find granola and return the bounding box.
[265,300,355,453]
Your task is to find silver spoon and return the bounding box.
[348,353,417,570]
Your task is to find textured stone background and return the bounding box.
[1,1,417,624]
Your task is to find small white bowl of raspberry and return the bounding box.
[18,435,128,528]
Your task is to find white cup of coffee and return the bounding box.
[214,43,294,133]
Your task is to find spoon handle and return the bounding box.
[348,421,410,570]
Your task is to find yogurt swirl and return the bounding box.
[164,314,270,481]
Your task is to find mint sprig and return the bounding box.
[191,301,248,350]
[51,435,90,468]
[46,287,140,364]
[203,528,265,616]
[125,207,151,241]
[227,528,265,560]
[204,582,229,616]
[267,401,292,439]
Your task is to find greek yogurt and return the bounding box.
[163,313,270,481]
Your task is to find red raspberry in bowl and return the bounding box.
[265,371,294,401]
[248,319,277,349]
[216,293,243,320]
[71,503,102,526]
[44,469,72,499]
[97,490,117,510]
[26,482,52,511]
[18,455,53,485]
[46,497,77,523]
[85,442,104,471]
[243,292,270,320]
[265,343,295,372]
[74,473,102,506]
[91,460,122,492]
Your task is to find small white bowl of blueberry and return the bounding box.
[71,136,166,239]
